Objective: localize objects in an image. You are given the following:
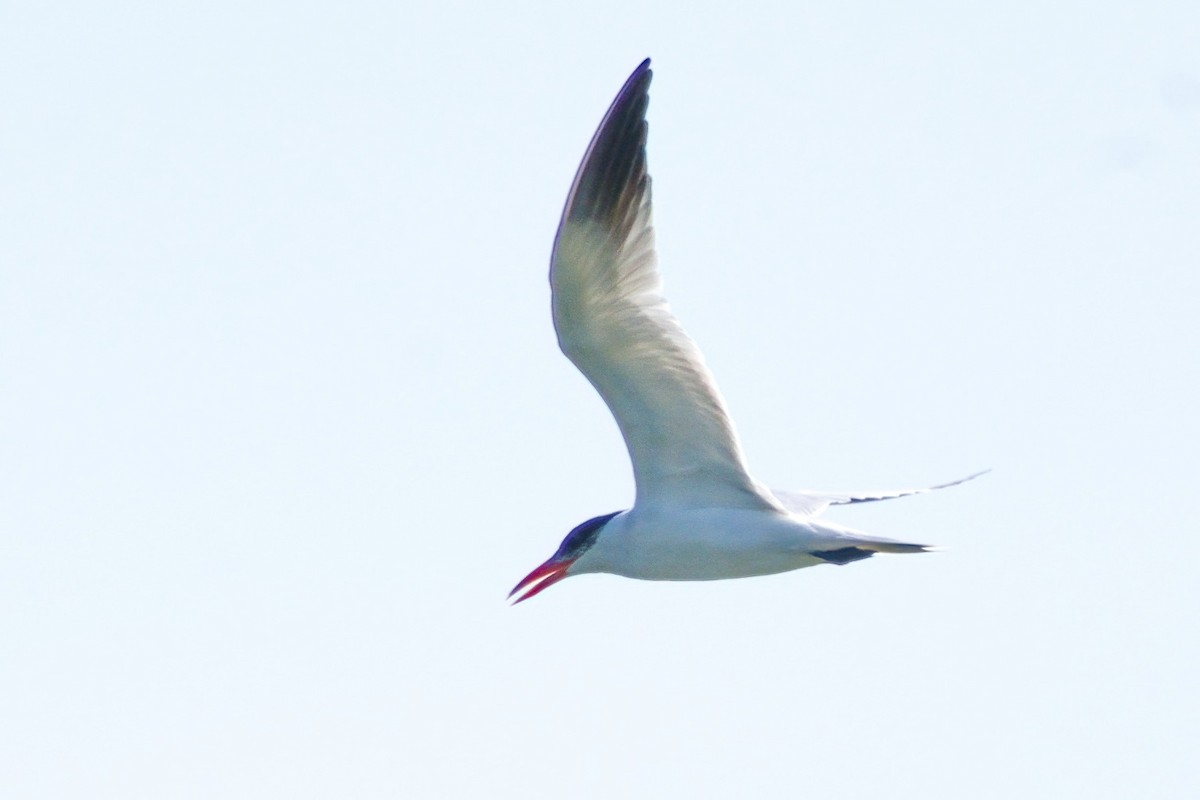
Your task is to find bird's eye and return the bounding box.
[557,511,621,558]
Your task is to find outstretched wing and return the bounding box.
[772,470,990,518]
[550,59,775,511]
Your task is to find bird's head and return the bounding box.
[508,511,621,604]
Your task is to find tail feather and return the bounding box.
[865,541,931,554]
[812,539,931,565]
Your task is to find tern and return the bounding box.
[510,59,982,604]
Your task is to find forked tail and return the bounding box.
[812,540,931,565]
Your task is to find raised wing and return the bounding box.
[550,59,776,511]
[772,470,989,518]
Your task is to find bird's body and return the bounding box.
[575,508,861,581]
[510,59,982,603]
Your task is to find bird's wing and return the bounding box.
[772,470,989,518]
[550,59,776,511]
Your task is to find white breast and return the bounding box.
[572,507,837,581]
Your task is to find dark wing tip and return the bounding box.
[813,543,931,565]
[560,60,654,232]
[812,547,876,565]
[834,469,992,507]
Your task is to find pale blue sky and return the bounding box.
[3,2,1198,797]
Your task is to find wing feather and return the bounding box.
[550,60,775,511]
[772,470,989,517]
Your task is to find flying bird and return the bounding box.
[510,59,983,604]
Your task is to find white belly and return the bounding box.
[571,507,842,581]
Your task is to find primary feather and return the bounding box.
[551,59,776,512]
